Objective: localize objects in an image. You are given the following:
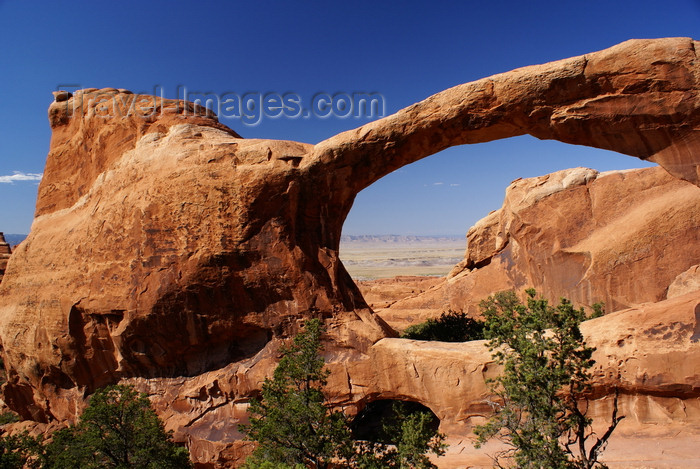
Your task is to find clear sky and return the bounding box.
[0,0,698,235]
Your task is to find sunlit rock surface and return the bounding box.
[0,38,699,467]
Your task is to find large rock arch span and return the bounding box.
[0,37,698,453]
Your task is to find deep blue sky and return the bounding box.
[0,1,698,235]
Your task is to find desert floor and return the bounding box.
[340,235,465,280]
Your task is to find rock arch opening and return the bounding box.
[340,136,658,283]
[350,399,440,443]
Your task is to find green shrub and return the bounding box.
[43,384,192,468]
[401,310,485,342]
[0,431,42,468]
[474,289,621,468]
[370,402,446,469]
[588,302,605,319]
[0,412,20,426]
[241,319,352,468]
[241,458,304,469]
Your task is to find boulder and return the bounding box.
[667,264,700,299]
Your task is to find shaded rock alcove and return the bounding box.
[350,399,441,443]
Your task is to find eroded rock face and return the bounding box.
[132,291,700,468]
[0,38,699,466]
[380,165,700,323]
[1,88,391,422]
[667,264,700,299]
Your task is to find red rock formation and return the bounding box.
[377,165,700,325]
[346,291,700,433]
[357,276,444,310]
[0,38,699,466]
[668,264,700,299]
[2,88,392,423]
[133,291,700,468]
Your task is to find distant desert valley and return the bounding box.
[340,235,465,280]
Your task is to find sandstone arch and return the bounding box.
[0,38,697,457]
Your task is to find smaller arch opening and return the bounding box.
[350,399,440,443]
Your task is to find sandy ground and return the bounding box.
[432,425,700,468]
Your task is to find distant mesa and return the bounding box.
[340,234,464,243]
[3,234,27,248]
[340,235,466,280]
[0,233,11,284]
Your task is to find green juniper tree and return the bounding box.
[240,458,304,469]
[401,310,484,342]
[43,384,192,469]
[389,408,447,468]
[0,431,42,469]
[241,319,352,469]
[352,401,447,469]
[474,290,623,469]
